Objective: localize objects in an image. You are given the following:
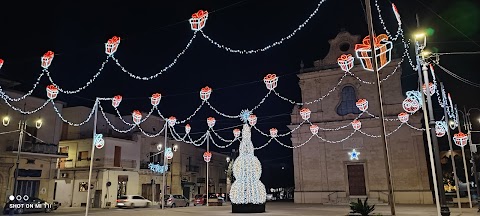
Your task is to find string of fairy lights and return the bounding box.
[0,1,466,151]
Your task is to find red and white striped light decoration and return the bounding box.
[151,93,161,106]
[0,59,4,70]
[185,124,191,134]
[46,85,58,99]
[200,86,212,101]
[310,125,319,135]
[269,128,278,137]
[422,82,436,96]
[41,51,54,69]
[203,151,212,163]
[112,95,122,108]
[391,3,402,24]
[356,99,368,112]
[168,116,177,126]
[132,110,142,125]
[300,108,311,120]
[248,115,257,126]
[189,10,208,31]
[397,112,409,123]
[453,132,468,147]
[263,74,278,90]
[435,121,447,138]
[105,36,121,56]
[337,54,355,72]
[207,117,216,128]
[352,119,361,130]
[233,128,241,138]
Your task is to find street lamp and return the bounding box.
[226,157,230,163]
[3,116,10,127]
[35,119,42,129]
[157,143,162,151]
[173,144,178,152]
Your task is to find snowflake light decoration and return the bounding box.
[348,149,360,160]
[240,109,252,123]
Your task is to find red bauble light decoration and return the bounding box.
[299,108,311,121]
[248,115,257,126]
[105,36,121,55]
[203,151,212,163]
[46,85,58,99]
[269,128,278,138]
[132,110,142,125]
[189,10,209,31]
[402,98,420,114]
[263,74,278,90]
[356,99,368,112]
[0,59,4,70]
[453,132,468,147]
[352,120,362,130]
[233,129,241,138]
[168,116,177,126]
[337,54,355,72]
[200,86,212,101]
[397,112,409,123]
[151,93,161,106]
[41,51,54,69]
[112,95,122,108]
[185,124,191,134]
[310,125,319,135]
[207,117,216,128]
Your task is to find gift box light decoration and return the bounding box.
[402,91,422,114]
[151,93,161,106]
[352,119,362,130]
[453,132,468,147]
[46,85,59,99]
[397,112,409,123]
[354,34,393,71]
[299,108,311,120]
[422,82,436,96]
[263,74,278,90]
[310,125,319,135]
[337,54,355,72]
[185,124,191,134]
[189,10,208,31]
[105,36,121,56]
[94,134,105,149]
[132,110,142,125]
[41,51,54,69]
[435,121,447,138]
[0,59,4,70]
[233,128,241,138]
[207,117,216,128]
[112,95,122,108]
[168,116,177,126]
[391,3,402,24]
[248,115,257,126]
[165,147,173,160]
[356,99,369,112]
[200,86,212,101]
[269,128,278,137]
[203,151,212,163]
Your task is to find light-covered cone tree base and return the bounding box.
[230,124,266,213]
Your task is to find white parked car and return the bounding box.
[116,195,151,208]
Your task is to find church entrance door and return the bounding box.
[347,164,366,196]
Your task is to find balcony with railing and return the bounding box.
[58,158,137,169]
[6,140,68,158]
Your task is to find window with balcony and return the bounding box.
[60,146,69,156]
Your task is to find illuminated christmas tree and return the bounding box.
[230,123,266,213]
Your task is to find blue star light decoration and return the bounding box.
[240,109,252,123]
[348,149,360,160]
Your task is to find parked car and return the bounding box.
[3,198,54,214]
[164,194,189,208]
[207,193,222,206]
[193,194,207,206]
[266,194,274,201]
[116,195,151,208]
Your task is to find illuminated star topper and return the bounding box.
[348,149,360,160]
[240,109,252,123]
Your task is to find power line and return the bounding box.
[434,63,480,88]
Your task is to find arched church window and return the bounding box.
[337,86,361,116]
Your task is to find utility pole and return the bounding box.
[85,98,99,216]
[364,0,395,214]
[13,105,26,204]
[161,122,168,209]
[456,106,473,208]
[422,63,450,215]
[440,83,462,211]
[206,131,210,207]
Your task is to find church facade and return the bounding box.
[289,31,433,204]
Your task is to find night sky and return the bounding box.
[1,0,479,189]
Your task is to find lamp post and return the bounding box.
[161,122,168,209]
[458,107,480,209]
[363,1,395,215]
[413,32,444,216]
